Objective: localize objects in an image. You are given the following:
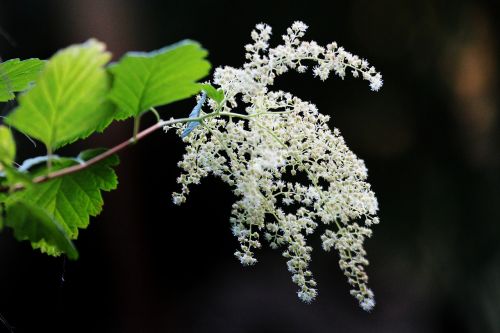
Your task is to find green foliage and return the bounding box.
[0,37,211,260]
[199,83,224,104]
[4,200,78,259]
[0,165,32,190]
[3,150,118,258]
[6,40,114,151]
[108,40,210,120]
[13,150,119,237]
[0,125,16,166]
[0,126,30,187]
[0,58,44,102]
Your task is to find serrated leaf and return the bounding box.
[0,125,16,166]
[0,58,44,102]
[11,150,119,240]
[182,91,206,138]
[5,199,78,259]
[6,39,115,151]
[31,240,64,257]
[199,83,224,104]
[108,40,210,120]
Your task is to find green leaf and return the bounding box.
[199,83,224,104]
[11,150,119,240]
[5,39,114,151]
[0,58,44,102]
[5,199,78,259]
[31,240,65,257]
[0,125,26,187]
[1,163,32,188]
[108,40,210,120]
[0,125,16,166]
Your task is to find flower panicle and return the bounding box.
[171,21,381,311]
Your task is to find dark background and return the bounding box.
[1,0,499,332]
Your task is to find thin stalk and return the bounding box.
[132,115,141,143]
[149,107,161,122]
[46,145,53,172]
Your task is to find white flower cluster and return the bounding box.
[168,22,382,311]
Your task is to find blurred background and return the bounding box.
[0,0,499,332]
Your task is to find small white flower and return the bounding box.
[360,298,376,312]
[369,73,383,91]
[172,193,185,205]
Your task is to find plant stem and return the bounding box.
[2,110,273,193]
[3,121,161,192]
[149,107,161,122]
[3,113,214,192]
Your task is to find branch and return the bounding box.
[1,110,259,193]
[2,116,186,193]
[32,121,164,185]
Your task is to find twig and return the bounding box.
[3,118,169,193]
[1,110,260,193]
[29,121,163,188]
